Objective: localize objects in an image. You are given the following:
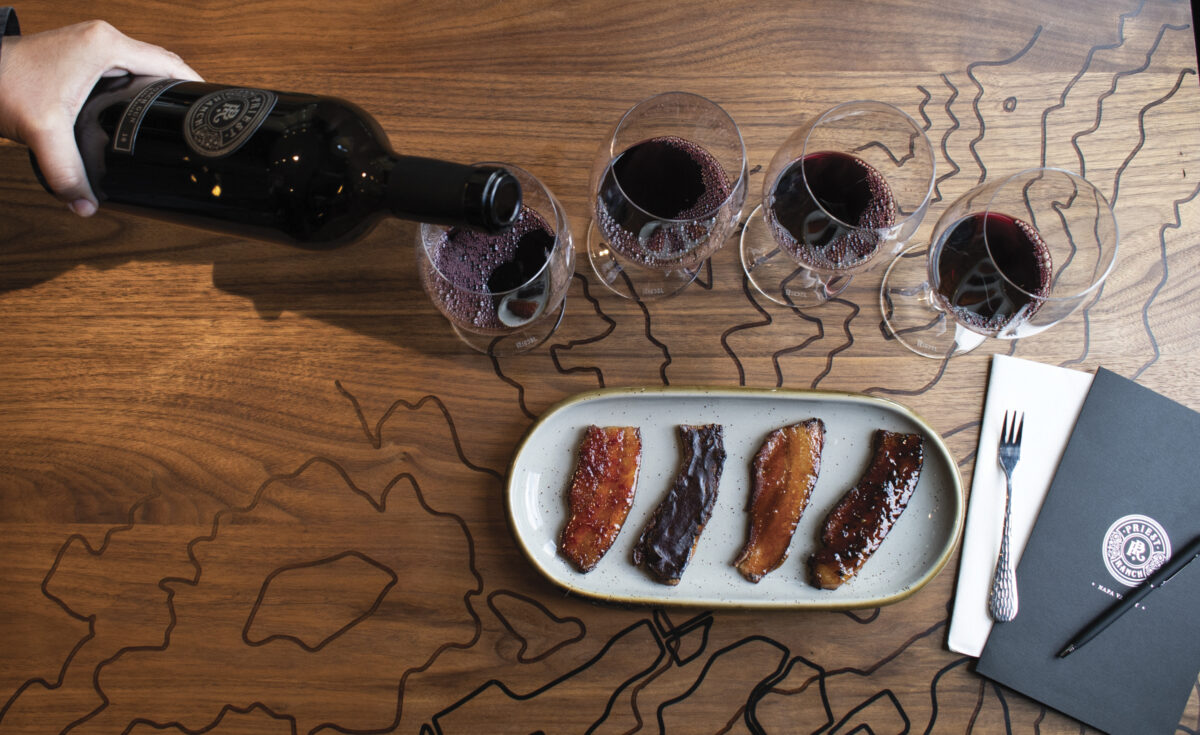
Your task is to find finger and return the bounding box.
[63,20,203,83]
[24,122,98,216]
[106,34,204,82]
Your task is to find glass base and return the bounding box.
[879,243,985,358]
[585,219,701,301]
[739,205,851,307]
[450,297,567,356]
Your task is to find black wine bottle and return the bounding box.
[32,76,521,248]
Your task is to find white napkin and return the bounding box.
[946,354,1095,656]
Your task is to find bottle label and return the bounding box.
[113,79,185,154]
[183,88,277,158]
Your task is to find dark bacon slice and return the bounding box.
[633,424,726,585]
[734,419,826,582]
[559,426,643,573]
[808,430,924,590]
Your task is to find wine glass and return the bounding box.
[740,100,935,307]
[586,92,748,301]
[417,163,574,356]
[880,167,1118,357]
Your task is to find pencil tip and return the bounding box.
[1056,645,1074,658]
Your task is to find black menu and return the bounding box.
[976,368,1200,735]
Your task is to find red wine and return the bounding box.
[596,136,732,266]
[425,206,555,331]
[932,212,1053,334]
[32,76,520,248]
[766,151,896,270]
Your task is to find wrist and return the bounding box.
[0,33,22,142]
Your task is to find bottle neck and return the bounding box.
[384,156,521,233]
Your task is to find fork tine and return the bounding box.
[1001,411,1010,443]
[1014,413,1024,446]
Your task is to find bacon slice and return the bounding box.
[808,430,924,590]
[734,419,826,582]
[633,424,726,585]
[559,426,643,573]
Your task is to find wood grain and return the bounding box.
[2,0,1199,732]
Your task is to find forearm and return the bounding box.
[0,7,19,150]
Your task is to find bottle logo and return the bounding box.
[1102,514,1171,587]
[184,88,277,158]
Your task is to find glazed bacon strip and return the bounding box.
[734,419,826,583]
[808,430,924,590]
[559,426,643,573]
[634,424,726,585]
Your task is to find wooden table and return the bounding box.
[2,1,1198,732]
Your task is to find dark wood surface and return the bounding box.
[2,1,1198,732]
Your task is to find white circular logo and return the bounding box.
[1102,514,1171,587]
[183,88,277,158]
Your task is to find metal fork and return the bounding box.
[988,411,1024,622]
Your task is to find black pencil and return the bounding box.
[1058,534,1200,658]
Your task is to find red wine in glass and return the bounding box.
[765,151,897,270]
[597,135,732,266]
[931,212,1053,334]
[428,206,554,330]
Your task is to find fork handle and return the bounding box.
[989,474,1019,622]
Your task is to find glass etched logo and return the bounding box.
[184,88,277,158]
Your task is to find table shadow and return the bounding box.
[0,145,457,351]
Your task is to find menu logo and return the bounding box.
[1102,514,1171,587]
[184,88,277,158]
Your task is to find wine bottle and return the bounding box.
[32,76,521,248]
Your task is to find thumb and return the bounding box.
[26,122,98,216]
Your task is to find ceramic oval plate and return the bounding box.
[506,386,964,609]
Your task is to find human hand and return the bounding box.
[0,20,202,216]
